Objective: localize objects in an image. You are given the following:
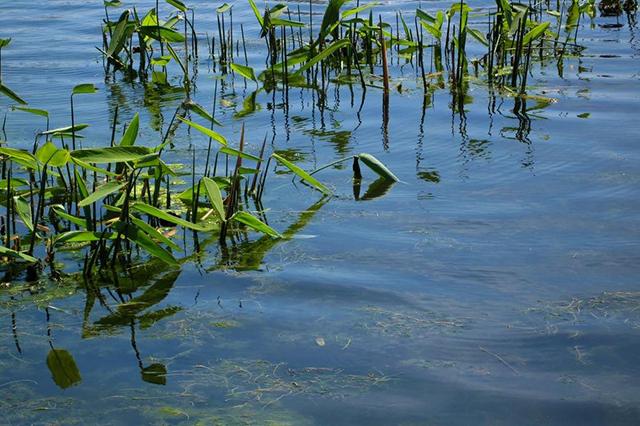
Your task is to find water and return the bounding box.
[1,0,639,424]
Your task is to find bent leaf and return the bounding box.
[357,153,399,182]
[0,83,27,105]
[177,117,227,146]
[272,153,331,194]
[232,211,281,238]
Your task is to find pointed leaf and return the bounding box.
[271,153,331,194]
[177,117,227,146]
[202,177,225,222]
[78,181,125,207]
[357,153,399,182]
[119,113,139,147]
[71,146,152,163]
[13,196,33,231]
[232,211,281,238]
[113,221,179,266]
[131,201,215,232]
[230,63,257,81]
[0,83,27,105]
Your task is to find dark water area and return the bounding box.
[1,0,639,424]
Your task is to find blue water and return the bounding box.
[1,0,639,424]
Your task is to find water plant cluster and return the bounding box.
[0,0,634,280]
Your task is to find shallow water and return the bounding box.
[1,0,640,424]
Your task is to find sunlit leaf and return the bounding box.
[230,63,257,81]
[0,82,27,105]
[177,116,227,146]
[78,181,125,207]
[232,210,281,238]
[357,153,399,182]
[272,153,331,194]
[72,84,98,95]
[71,146,153,163]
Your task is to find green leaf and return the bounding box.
[294,39,350,77]
[107,10,132,57]
[0,83,27,105]
[113,221,179,266]
[468,28,488,46]
[523,22,550,45]
[72,84,98,95]
[166,43,187,75]
[220,146,261,162]
[51,205,89,229]
[217,3,232,13]
[232,211,281,238]
[247,0,264,27]
[0,147,38,169]
[54,231,116,245]
[230,63,257,81]
[0,246,38,263]
[41,124,89,136]
[177,117,227,146]
[271,153,331,194]
[184,100,222,125]
[131,202,215,232]
[119,113,139,147]
[13,106,49,118]
[166,0,187,12]
[36,141,70,167]
[46,349,81,389]
[129,216,182,252]
[71,158,118,177]
[13,195,33,232]
[71,146,153,163]
[151,55,172,66]
[140,25,186,43]
[0,38,11,48]
[78,181,125,207]
[202,177,225,222]
[357,153,399,182]
[342,2,379,19]
[104,0,122,7]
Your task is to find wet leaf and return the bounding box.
[46,349,81,389]
[142,363,168,385]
